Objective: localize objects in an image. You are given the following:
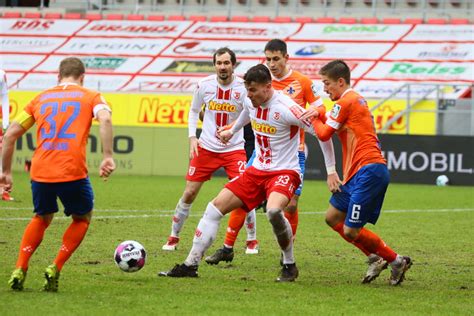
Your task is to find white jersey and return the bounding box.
[188,74,247,153]
[0,70,9,130]
[232,91,316,172]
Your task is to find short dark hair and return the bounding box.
[319,60,351,84]
[59,57,85,80]
[213,47,237,65]
[244,64,272,85]
[264,39,287,55]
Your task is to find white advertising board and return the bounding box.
[183,22,300,39]
[0,19,88,36]
[291,24,411,41]
[403,24,474,42]
[121,76,201,93]
[385,43,474,61]
[77,20,193,37]
[0,36,67,53]
[0,54,45,71]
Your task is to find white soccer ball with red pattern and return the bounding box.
[114,240,146,272]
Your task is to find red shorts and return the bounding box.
[186,146,247,182]
[225,166,301,212]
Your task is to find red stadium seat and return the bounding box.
[427,18,447,24]
[251,16,271,22]
[360,17,378,24]
[64,12,82,19]
[2,11,21,18]
[105,14,124,20]
[230,16,249,22]
[382,17,401,24]
[273,16,292,23]
[450,18,469,24]
[294,16,313,23]
[189,15,207,21]
[315,17,335,23]
[338,17,358,24]
[147,15,165,21]
[209,15,228,22]
[168,15,185,21]
[404,18,423,24]
[44,12,62,19]
[126,14,145,20]
[85,13,103,20]
[24,12,41,19]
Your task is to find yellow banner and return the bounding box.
[6,91,435,135]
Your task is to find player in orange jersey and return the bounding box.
[205,39,340,265]
[2,57,115,292]
[301,60,412,285]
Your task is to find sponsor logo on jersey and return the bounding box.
[251,119,277,134]
[295,45,325,56]
[331,104,341,118]
[207,101,237,112]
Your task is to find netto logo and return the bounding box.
[295,45,325,56]
[251,120,277,134]
[207,101,236,112]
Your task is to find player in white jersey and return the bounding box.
[159,64,335,281]
[162,48,257,251]
[0,69,14,201]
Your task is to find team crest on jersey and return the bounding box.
[331,104,341,118]
[273,112,281,120]
[233,91,241,100]
[311,84,318,95]
[188,166,196,176]
[358,98,367,106]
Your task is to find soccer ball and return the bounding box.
[114,240,147,272]
[436,175,449,186]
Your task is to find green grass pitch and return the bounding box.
[0,172,473,315]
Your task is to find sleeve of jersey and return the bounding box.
[304,78,322,107]
[92,93,112,118]
[311,119,336,142]
[230,101,251,135]
[188,87,202,138]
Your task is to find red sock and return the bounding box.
[224,208,247,247]
[354,228,397,262]
[332,222,370,256]
[53,218,90,271]
[16,216,50,270]
[284,209,298,236]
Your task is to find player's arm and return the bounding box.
[188,87,203,159]
[96,109,115,179]
[317,137,342,192]
[221,101,250,143]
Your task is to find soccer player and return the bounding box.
[205,39,339,265]
[301,60,412,285]
[158,64,335,281]
[162,48,258,252]
[0,69,14,201]
[2,57,115,291]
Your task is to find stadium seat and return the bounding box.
[315,17,336,23]
[251,16,271,22]
[230,16,249,22]
[64,12,81,19]
[2,11,21,18]
[363,0,373,5]
[450,18,469,24]
[273,16,292,22]
[24,12,42,19]
[427,18,447,24]
[406,0,418,6]
[382,17,401,24]
[147,15,165,21]
[404,18,423,24]
[168,15,185,21]
[105,14,124,20]
[428,0,440,7]
[189,15,207,21]
[449,0,461,7]
[85,13,103,20]
[294,16,313,23]
[44,12,62,19]
[126,14,145,20]
[209,15,228,22]
[339,17,358,24]
[361,17,378,24]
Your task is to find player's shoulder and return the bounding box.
[341,89,365,105]
[274,90,298,108]
[197,74,217,88]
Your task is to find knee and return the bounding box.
[266,208,282,225]
[343,227,359,241]
[325,215,339,228]
[183,188,198,202]
[284,203,297,213]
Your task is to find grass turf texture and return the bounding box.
[0,172,473,315]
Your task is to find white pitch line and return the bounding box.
[0,208,473,221]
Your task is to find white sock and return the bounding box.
[245,209,257,241]
[267,208,294,264]
[170,198,192,238]
[184,202,223,266]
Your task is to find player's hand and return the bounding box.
[299,106,319,121]
[189,137,199,159]
[99,157,116,181]
[218,129,233,144]
[327,173,342,193]
[0,173,13,192]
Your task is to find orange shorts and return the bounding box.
[225,166,301,211]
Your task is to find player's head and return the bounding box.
[244,64,273,107]
[264,39,289,79]
[213,47,236,84]
[58,57,85,85]
[319,59,351,101]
